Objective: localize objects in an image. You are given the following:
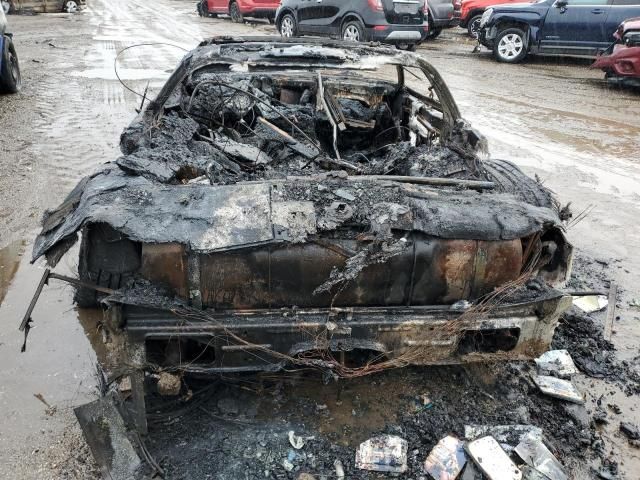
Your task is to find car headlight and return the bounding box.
[480,8,493,27]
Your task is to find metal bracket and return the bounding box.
[19,268,115,352]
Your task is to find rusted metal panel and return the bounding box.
[144,236,524,309]
[141,243,188,298]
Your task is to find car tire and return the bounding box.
[0,36,21,94]
[279,13,297,38]
[467,14,483,38]
[493,27,528,63]
[197,0,206,16]
[229,1,244,23]
[63,0,78,13]
[342,20,365,42]
[396,43,416,52]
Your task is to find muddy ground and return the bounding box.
[0,0,639,478]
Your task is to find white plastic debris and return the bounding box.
[572,295,608,313]
[515,431,568,480]
[282,458,294,472]
[466,436,522,480]
[534,350,577,379]
[355,435,408,473]
[533,375,584,404]
[464,425,543,452]
[334,459,345,479]
[424,435,467,480]
[288,430,312,449]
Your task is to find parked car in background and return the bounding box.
[0,6,20,93]
[592,16,640,87]
[3,0,84,13]
[275,0,429,49]
[197,0,279,22]
[460,0,527,37]
[426,0,461,39]
[479,0,640,63]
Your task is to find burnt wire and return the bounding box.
[567,204,595,229]
[185,79,322,151]
[114,42,189,99]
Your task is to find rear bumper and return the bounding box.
[367,25,428,44]
[114,293,572,374]
[591,45,640,82]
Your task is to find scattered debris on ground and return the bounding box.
[355,435,407,473]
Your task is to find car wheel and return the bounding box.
[342,20,364,42]
[197,0,206,16]
[467,14,483,38]
[279,13,297,38]
[424,19,442,40]
[0,36,21,94]
[63,0,78,13]
[229,1,244,23]
[396,43,416,51]
[494,27,528,63]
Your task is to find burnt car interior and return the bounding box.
[27,37,573,433]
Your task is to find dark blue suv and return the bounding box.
[479,0,640,62]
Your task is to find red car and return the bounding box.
[460,0,528,37]
[592,17,640,88]
[197,0,279,23]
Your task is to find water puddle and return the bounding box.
[71,67,170,80]
[0,240,25,307]
[0,244,102,461]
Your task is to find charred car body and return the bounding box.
[31,37,572,432]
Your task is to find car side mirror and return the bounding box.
[554,0,568,8]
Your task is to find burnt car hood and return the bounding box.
[33,163,558,262]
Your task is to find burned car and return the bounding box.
[29,37,572,431]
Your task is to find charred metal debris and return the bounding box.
[26,38,575,427]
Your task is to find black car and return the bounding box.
[0,7,20,93]
[275,0,429,49]
[479,0,640,63]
